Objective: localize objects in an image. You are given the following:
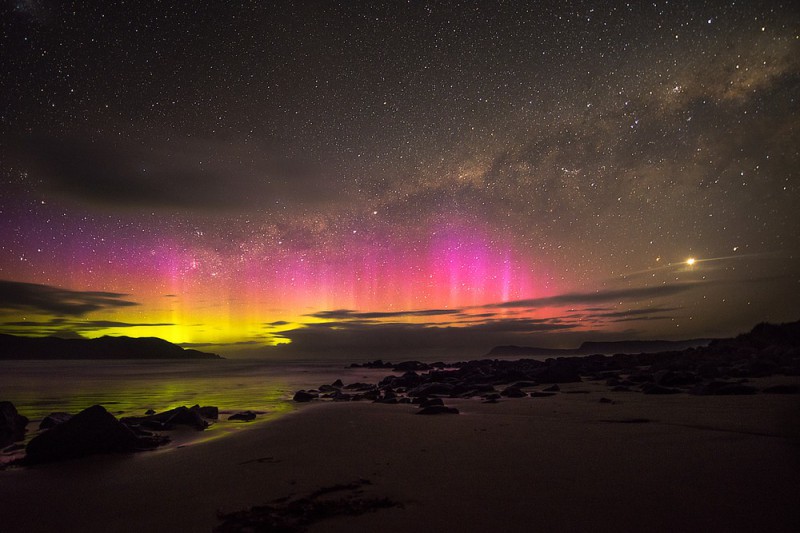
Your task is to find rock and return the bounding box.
[194,405,219,419]
[166,407,208,430]
[145,409,157,415]
[533,362,582,383]
[39,412,72,430]
[542,384,560,392]
[641,383,681,395]
[228,411,257,422]
[140,420,174,431]
[393,361,431,372]
[121,405,210,431]
[331,390,352,402]
[361,389,381,401]
[762,384,800,394]
[500,386,527,398]
[482,393,502,403]
[407,382,455,398]
[343,382,375,391]
[530,392,556,398]
[25,405,151,464]
[419,398,444,408]
[319,384,339,393]
[0,401,28,447]
[375,397,399,404]
[293,390,318,402]
[416,405,459,415]
[331,379,344,388]
[598,397,614,404]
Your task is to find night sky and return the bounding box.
[1,1,798,357]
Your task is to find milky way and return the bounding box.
[1,1,798,356]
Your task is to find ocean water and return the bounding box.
[0,358,395,424]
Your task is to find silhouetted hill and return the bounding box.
[0,334,223,360]
[488,338,713,357]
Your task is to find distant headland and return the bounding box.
[487,338,714,357]
[0,334,223,360]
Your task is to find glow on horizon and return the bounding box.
[1,221,554,347]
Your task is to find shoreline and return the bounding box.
[2,378,799,532]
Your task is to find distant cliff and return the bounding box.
[0,334,223,360]
[488,338,713,357]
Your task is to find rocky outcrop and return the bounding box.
[0,401,29,447]
[25,405,164,464]
[228,411,257,422]
[39,412,72,430]
[121,405,212,431]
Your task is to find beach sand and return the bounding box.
[2,379,799,532]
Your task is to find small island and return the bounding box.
[0,334,223,360]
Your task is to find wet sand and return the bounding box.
[2,379,799,532]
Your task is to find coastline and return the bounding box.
[2,377,798,533]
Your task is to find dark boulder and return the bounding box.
[194,405,219,419]
[0,401,28,447]
[39,412,72,430]
[393,361,431,372]
[331,379,344,388]
[293,390,318,402]
[343,382,375,391]
[542,384,560,392]
[228,411,257,422]
[641,383,681,395]
[419,398,444,408]
[318,384,339,393]
[416,405,459,415]
[25,405,152,464]
[500,386,527,398]
[165,407,208,430]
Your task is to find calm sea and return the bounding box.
[0,359,394,424]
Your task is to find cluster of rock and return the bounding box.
[1,401,263,465]
[293,320,800,409]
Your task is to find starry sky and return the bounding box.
[1,1,798,358]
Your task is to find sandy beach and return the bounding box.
[2,377,798,533]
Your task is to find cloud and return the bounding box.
[486,283,705,309]
[265,320,575,358]
[11,134,349,212]
[595,307,681,319]
[308,308,461,320]
[0,280,138,316]
[3,319,172,329]
[0,317,172,337]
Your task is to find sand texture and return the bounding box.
[1,380,799,532]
